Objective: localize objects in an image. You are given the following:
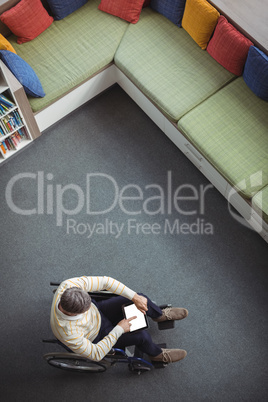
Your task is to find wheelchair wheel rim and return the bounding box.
[46,355,107,373]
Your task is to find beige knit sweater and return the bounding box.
[50,276,136,361]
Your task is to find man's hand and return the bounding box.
[132,294,148,314]
[118,316,137,333]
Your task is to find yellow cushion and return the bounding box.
[0,34,16,53]
[182,0,220,50]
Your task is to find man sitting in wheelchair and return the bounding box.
[50,275,188,364]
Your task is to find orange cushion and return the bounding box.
[0,34,16,53]
[98,0,145,24]
[0,0,53,44]
[182,0,220,50]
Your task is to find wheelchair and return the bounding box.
[43,282,175,375]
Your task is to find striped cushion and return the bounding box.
[115,7,234,121]
[177,77,268,199]
[252,186,268,224]
[150,0,186,27]
[10,0,128,112]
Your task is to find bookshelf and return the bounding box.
[0,60,41,164]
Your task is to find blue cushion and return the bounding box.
[46,0,88,20]
[0,50,45,98]
[150,0,186,27]
[243,46,268,101]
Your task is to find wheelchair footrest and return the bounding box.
[158,320,175,330]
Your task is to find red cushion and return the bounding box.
[0,0,53,44]
[98,0,145,23]
[207,16,253,76]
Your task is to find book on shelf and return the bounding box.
[2,140,7,151]
[0,96,15,116]
[0,103,8,115]
[0,93,15,108]
[0,127,29,154]
[13,110,23,125]
[0,110,23,135]
[0,141,6,154]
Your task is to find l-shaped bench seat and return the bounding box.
[8,0,129,113]
[1,0,268,242]
[114,7,235,122]
[178,77,268,200]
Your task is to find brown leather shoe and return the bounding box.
[150,348,187,364]
[153,307,188,322]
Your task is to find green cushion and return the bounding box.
[252,186,268,224]
[9,0,128,112]
[114,7,235,121]
[178,77,268,199]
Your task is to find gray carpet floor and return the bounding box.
[0,85,267,402]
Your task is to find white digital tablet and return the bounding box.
[122,303,149,332]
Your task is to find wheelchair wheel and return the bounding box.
[43,353,107,373]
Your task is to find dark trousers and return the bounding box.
[93,294,163,357]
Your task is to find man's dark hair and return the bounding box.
[60,287,91,314]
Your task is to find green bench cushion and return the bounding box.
[252,186,268,224]
[9,0,128,112]
[114,7,235,122]
[178,77,268,199]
